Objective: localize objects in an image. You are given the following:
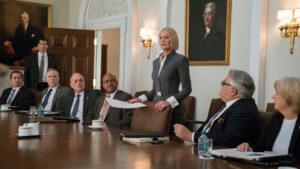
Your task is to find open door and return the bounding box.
[44,27,94,89]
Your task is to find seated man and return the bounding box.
[40,68,70,112]
[0,71,33,110]
[59,73,100,122]
[86,73,133,126]
[174,69,259,147]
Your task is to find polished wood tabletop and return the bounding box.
[0,111,299,169]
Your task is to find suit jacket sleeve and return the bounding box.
[174,56,192,101]
[112,93,133,126]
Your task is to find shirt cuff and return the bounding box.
[139,94,148,102]
[167,96,179,108]
[192,132,195,143]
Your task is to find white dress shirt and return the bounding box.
[191,98,240,142]
[38,52,48,82]
[272,118,296,154]
[42,85,58,111]
[70,91,85,122]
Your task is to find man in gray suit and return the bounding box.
[40,69,70,112]
[86,73,133,126]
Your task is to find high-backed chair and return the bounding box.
[134,90,148,98]
[266,103,276,113]
[258,110,273,135]
[130,101,173,135]
[28,88,42,107]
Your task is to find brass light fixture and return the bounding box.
[140,28,154,59]
[277,9,300,55]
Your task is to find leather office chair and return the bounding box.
[258,110,273,135]
[130,101,173,135]
[134,90,148,98]
[266,103,276,113]
[28,88,42,107]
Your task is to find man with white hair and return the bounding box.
[174,69,259,148]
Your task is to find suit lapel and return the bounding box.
[12,86,23,104]
[51,85,61,109]
[288,115,300,153]
[104,91,120,121]
[33,54,39,72]
[83,90,89,118]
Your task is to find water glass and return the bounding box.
[29,106,36,123]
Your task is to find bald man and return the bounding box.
[59,73,100,122]
[86,73,133,126]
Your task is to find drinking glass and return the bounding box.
[29,106,36,123]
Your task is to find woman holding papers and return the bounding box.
[237,77,300,162]
[128,27,192,134]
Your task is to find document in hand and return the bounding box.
[210,148,296,166]
[106,98,146,109]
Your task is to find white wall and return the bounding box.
[102,29,121,80]
[135,0,254,121]
[265,0,300,105]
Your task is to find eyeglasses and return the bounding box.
[103,79,116,84]
[221,80,232,87]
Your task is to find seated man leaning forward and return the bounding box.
[59,73,100,122]
[174,69,260,147]
[0,71,33,110]
[40,68,70,113]
[85,73,133,126]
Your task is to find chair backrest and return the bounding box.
[28,88,42,107]
[266,103,276,113]
[130,101,173,135]
[134,90,148,98]
[183,96,196,122]
[258,110,273,135]
[208,98,223,118]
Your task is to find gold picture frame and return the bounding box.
[0,0,51,69]
[185,0,232,66]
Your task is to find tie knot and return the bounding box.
[49,89,53,92]
[107,94,110,98]
[77,94,81,98]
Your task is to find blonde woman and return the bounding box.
[237,77,300,162]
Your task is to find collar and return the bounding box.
[205,27,211,34]
[38,52,48,57]
[49,84,59,91]
[225,98,240,108]
[159,51,176,59]
[106,89,118,99]
[12,86,22,91]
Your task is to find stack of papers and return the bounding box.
[122,136,169,145]
[106,98,146,109]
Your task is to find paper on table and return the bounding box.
[106,98,146,109]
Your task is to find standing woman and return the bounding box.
[237,77,300,162]
[129,27,192,134]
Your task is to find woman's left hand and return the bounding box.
[154,101,170,111]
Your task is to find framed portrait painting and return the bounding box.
[185,0,232,65]
[0,0,51,68]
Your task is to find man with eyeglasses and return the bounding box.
[59,73,100,122]
[85,73,133,126]
[174,69,259,147]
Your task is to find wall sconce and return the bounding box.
[140,28,154,59]
[277,9,300,55]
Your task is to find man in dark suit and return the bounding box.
[40,68,70,112]
[59,73,100,122]
[3,11,43,65]
[0,71,33,110]
[174,69,260,148]
[24,38,57,91]
[86,73,133,126]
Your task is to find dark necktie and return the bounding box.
[7,89,16,105]
[39,55,45,82]
[42,89,53,107]
[71,94,81,118]
[203,103,226,132]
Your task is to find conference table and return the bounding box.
[0,111,298,169]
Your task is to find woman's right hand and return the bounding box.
[236,142,253,152]
[127,98,142,104]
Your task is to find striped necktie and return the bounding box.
[7,89,16,105]
[203,104,226,132]
[71,94,81,118]
[42,89,53,107]
[99,94,110,121]
[39,55,45,82]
